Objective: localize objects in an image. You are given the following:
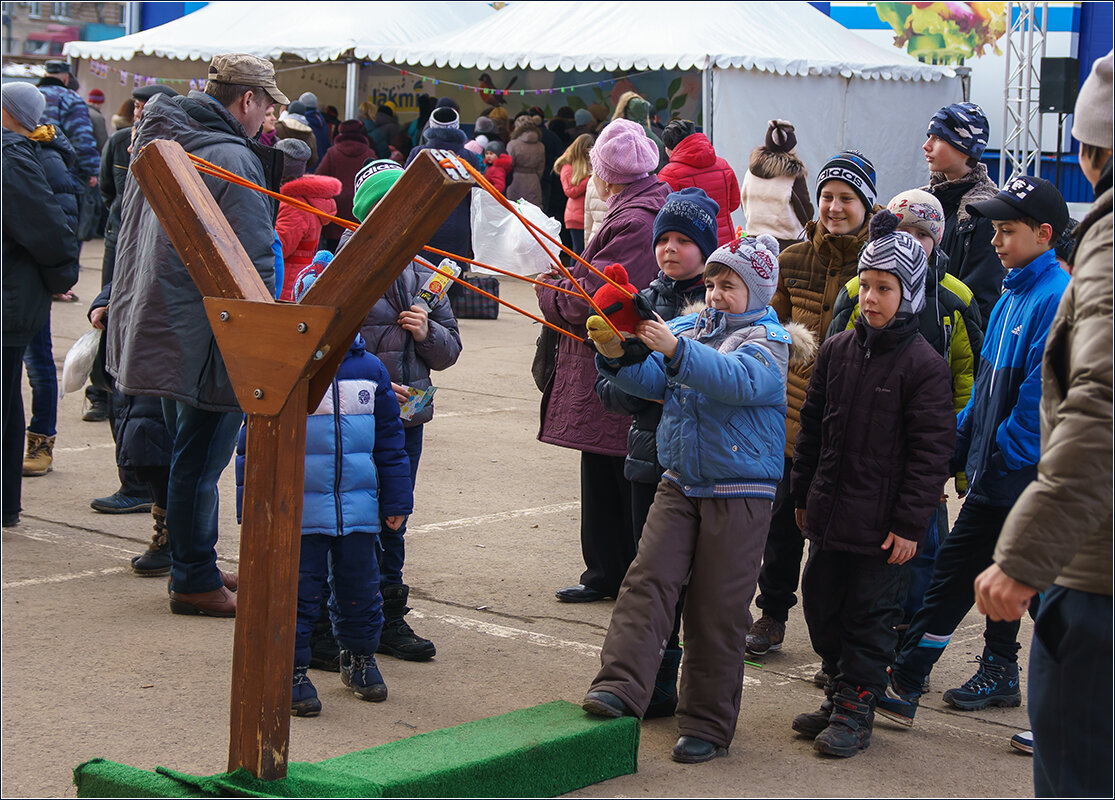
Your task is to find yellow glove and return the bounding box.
[586,315,624,359]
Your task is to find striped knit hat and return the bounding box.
[817,150,877,211]
[857,210,927,316]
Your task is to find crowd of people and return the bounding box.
[1,48,1111,796]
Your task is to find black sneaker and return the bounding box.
[746,615,785,656]
[81,395,108,422]
[91,491,153,514]
[942,653,1022,711]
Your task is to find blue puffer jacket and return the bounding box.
[955,248,1069,506]
[598,306,790,498]
[235,336,413,535]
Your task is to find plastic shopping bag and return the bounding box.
[470,188,563,276]
[61,328,102,396]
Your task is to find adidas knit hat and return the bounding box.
[858,210,928,316]
[817,150,877,211]
[887,189,945,246]
[927,102,989,160]
[707,234,781,312]
[353,159,403,221]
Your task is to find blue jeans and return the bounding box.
[297,532,382,666]
[892,498,1038,691]
[1030,585,1114,797]
[22,318,57,437]
[161,400,242,593]
[377,424,422,586]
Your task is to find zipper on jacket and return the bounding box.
[332,379,343,534]
[988,294,1015,398]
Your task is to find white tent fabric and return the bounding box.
[378,1,952,81]
[63,1,496,62]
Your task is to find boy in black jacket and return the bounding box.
[790,211,955,757]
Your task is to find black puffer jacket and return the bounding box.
[33,125,80,232]
[791,314,955,554]
[595,273,706,483]
[1,128,80,347]
[926,164,1002,327]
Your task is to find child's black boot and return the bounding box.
[378,584,436,661]
[645,647,682,718]
[792,679,835,739]
[291,665,322,717]
[813,685,875,757]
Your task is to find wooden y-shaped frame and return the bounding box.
[129,140,473,780]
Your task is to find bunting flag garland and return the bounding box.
[379,62,660,96]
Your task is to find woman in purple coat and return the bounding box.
[535,118,669,603]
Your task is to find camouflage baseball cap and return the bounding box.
[207,53,289,105]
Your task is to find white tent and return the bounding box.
[379,1,962,215]
[63,1,496,63]
[63,1,497,117]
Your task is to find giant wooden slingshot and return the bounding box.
[129,140,474,780]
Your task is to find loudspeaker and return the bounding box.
[1039,57,1080,113]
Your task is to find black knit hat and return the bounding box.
[817,150,877,210]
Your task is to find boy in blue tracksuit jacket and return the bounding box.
[580,235,802,765]
[878,176,1071,727]
[235,270,413,717]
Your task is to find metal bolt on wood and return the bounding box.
[253,389,264,399]
[297,322,308,333]
[219,311,230,321]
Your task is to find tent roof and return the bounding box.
[63,1,496,62]
[378,0,953,81]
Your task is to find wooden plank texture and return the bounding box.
[228,383,309,779]
[129,139,273,304]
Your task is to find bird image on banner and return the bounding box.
[478,72,519,106]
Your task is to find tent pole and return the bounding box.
[701,65,713,144]
[345,59,359,120]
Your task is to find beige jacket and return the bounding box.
[994,185,1113,596]
[583,177,609,246]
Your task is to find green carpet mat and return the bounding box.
[74,700,639,798]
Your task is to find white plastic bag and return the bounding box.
[61,328,101,396]
[469,188,563,276]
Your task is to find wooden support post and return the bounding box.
[128,140,474,781]
[228,380,308,777]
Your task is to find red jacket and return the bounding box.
[485,153,513,194]
[658,133,741,245]
[276,174,341,300]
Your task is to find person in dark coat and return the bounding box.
[107,54,288,617]
[405,106,481,259]
[298,92,332,161]
[313,120,375,250]
[790,211,955,758]
[2,82,81,526]
[18,119,79,480]
[536,118,669,604]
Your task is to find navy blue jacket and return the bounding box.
[405,127,483,258]
[955,248,1069,505]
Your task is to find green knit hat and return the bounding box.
[352,159,404,221]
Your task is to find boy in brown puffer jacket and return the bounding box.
[747,151,881,660]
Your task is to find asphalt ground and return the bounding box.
[1,239,1036,797]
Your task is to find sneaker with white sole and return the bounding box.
[1010,730,1034,755]
[746,615,785,656]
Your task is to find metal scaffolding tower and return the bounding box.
[1001,2,1048,184]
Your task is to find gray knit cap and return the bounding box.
[707,234,781,312]
[2,82,46,131]
[1072,50,1113,150]
[858,210,928,316]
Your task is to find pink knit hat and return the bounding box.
[590,118,659,185]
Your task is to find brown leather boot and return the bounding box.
[22,432,55,477]
[169,585,236,617]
